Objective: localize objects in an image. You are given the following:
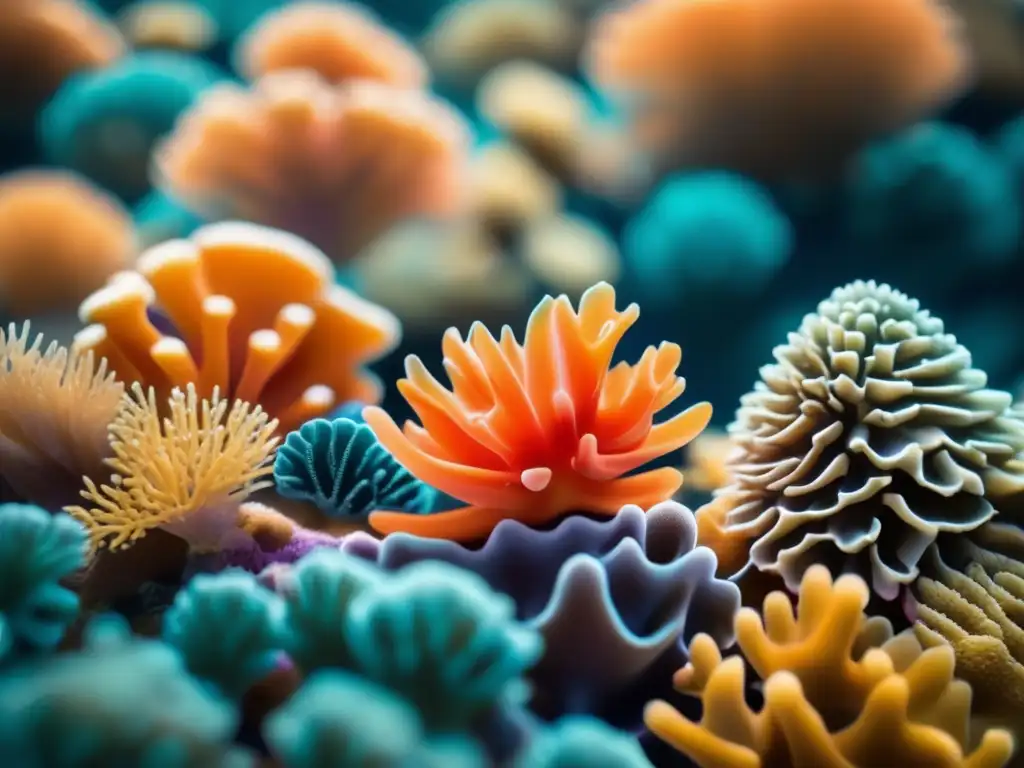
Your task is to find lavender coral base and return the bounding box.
[341,501,740,727]
[188,527,346,577]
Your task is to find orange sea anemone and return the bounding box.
[363,281,713,541]
[73,221,401,434]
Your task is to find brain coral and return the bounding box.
[701,280,1024,600]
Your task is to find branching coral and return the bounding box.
[0,171,136,316]
[0,324,124,509]
[644,565,1015,767]
[0,506,87,659]
[585,0,972,179]
[363,281,713,541]
[701,280,1024,600]
[341,501,739,726]
[154,70,471,264]
[73,221,401,433]
[234,1,428,88]
[275,417,438,519]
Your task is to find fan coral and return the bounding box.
[275,417,437,519]
[40,51,228,202]
[0,0,125,132]
[512,717,651,767]
[644,565,1015,767]
[234,2,428,88]
[0,324,124,509]
[0,506,86,659]
[66,382,278,553]
[154,70,471,264]
[0,171,136,316]
[585,0,972,179]
[623,172,792,312]
[117,1,219,52]
[163,569,285,699]
[341,501,740,725]
[845,122,1020,274]
[521,214,621,299]
[73,220,401,432]
[363,281,712,541]
[0,615,250,766]
[702,280,1024,600]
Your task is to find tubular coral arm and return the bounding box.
[365,281,712,541]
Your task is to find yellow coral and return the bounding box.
[66,382,278,553]
[0,323,123,508]
[646,565,1015,767]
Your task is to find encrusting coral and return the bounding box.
[644,565,1015,767]
[73,221,401,433]
[154,70,471,264]
[699,280,1024,601]
[0,324,124,510]
[362,281,713,541]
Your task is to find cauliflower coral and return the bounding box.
[363,281,713,541]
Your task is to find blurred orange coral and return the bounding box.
[0,171,137,315]
[234,1,428,88]
[154,70,470,263]
[685,429,735,493]
[117,1,218,53]
[586,0,972,179]
[364,281,713,541]
[0,0,125,130]
[73,221,401,434]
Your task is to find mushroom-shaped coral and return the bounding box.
[0,615,250,766]
[521,214,621,299]
[73,221,401,432]
[234,1,428,88]
[40,51,228,202]
[116,0,219,53]
[623,172,792,312]
[701,280,1024,600]
[468,142,561,243]
[363,281,713,541]
[0,0,125,133]
[0,324,124,510]
[0,171,136,316]
[644,566,1015,767]
[341,501,740,726]
[154,71,471,264]
[0,506,87,659]
[274,417,438,519]
[585,0,972,179]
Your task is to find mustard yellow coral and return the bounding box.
[645,565,1015,767]
[66,382,278,553]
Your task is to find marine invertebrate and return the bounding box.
[586,0,972,179]
[684,429,735,494]
[0,171,136,316]
[154,71,471,264]
[0,0,125,132]
[845,122,1020,273]
[0,615,249,766]
[644,566,1014,767]
[0,506,86,659]
[512,717,651,767]
[0,324,124,509]
[702,280,1024,600]
[73,220,401,432]
[363,281,713,541]
[66,382,278,553]
[234,2,428,88]
[469,142,561,242]
[116,0,219,52]
[521,214,621,298]
[163,569,286,699]
[132,188,204,248]
[623,172,792,311]
[40,51,227,201]
[274,417,437,519]
[341,501,740,725]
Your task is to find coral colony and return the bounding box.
[3,0,1024,766]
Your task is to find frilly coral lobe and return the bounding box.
[363,281,713,541]
[341,500,740,725]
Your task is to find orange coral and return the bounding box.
[685,429,735,493]
[363,281,712,541]
[154,70,470,264]
[0,171,136,315]
[234,1,427,88]
[73,221,401,434]
[586,0,971,178]
[117,1,218,52]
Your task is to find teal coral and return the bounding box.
[512,716,652,767]
[0,505,87,659]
